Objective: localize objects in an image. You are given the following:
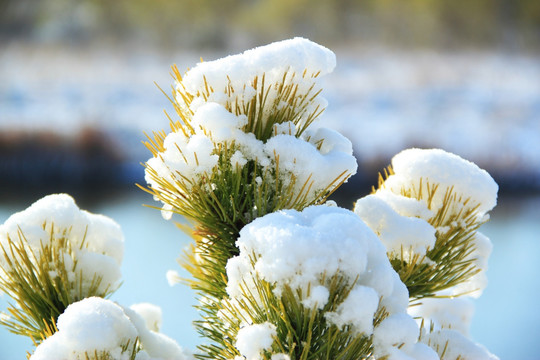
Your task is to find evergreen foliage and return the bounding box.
[0,227,115,342]
[142,49,356,358]
[0,38,499,360]
[374,170,488,300]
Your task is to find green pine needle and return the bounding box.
[142,63,358,359]
[375,167,489,300]
[197,267,383,360]
[0,227,117,342]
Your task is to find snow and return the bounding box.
[235,322,277,360]
[227,206,383,300]
[0,193,87,248]
[0,194,124,261]
[374,190,434,219]
[373,313,439,360]
[166,269,181,287]
[383,148,498,215]
[301,285,329,310]
[178,38,336,142]
[464,232,492,291]
[0,41,511,359]
[145,39,357,217]
[226,205,430,357]
[0,193,124,297]
[123,306,190,360]
[264,130,357,199]
[145,108,357,218]
[270,354,290,360]
[325,285,380,335]
[422,328,499,360]
[75,251,122,295]
[83,212,125,264]
[182,37,336,97]
[409,297,475,336]
[30,297,138,360]
[30,297,189,360]
[146,132,219,182]
[130,303,163,332]
[191,102,248,142]
[360,149,496,297]
[446,231,493,298]
[354,194,436,260]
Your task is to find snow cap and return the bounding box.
[236,322,277,360]
[0,194,124,297]
[384,148,498,214]
[182,37,336,94]
[30,297,137,360]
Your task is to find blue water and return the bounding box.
[470,195,540,359]
[0,192,539,360]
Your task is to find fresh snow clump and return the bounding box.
[450,231,493,297]
[226,205,427,356]
[373,313,439,360]
[264,128,357,202]
[354,193,436,261]
[30,297,138,360]
[408,297,475,336]
[146,38,357,218]
[179,37,336,129]
[30,298,190,360]
[0,193,123,297]
[325,285,380,335]
[123,306,190,360]
[301,285,330,310]
[226,206,391,301]
[182,37,335,110]
[130,303,163,332]
[144,132,219,189]
[422,328,499,360]
[235,322,277,360]
[383,148,498,215]
[356,148,497,297]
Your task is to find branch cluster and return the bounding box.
[0,38,500,360]
[142,38,499,360]
[0,195,190,360]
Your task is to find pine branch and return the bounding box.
[0,227,117,342]
[141,40,359,359]
[376,168,489,300]
[202,271,379,360]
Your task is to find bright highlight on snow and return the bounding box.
[409,297,475,336]
[383,148,498,215]
[354,193,436,260]
[235,322,277,360]
[422,328,499,360]
[180,37,336,121]
[29,297,138,360]
[182,37,336,95]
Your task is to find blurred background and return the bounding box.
[1,0,539,359]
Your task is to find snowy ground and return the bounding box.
[1,43,539,188]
